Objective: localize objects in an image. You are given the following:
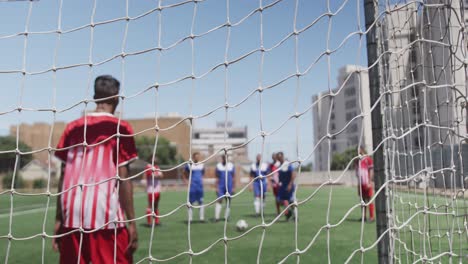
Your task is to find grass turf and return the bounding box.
[0,186,381,263]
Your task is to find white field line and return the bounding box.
[0,193,150,219]
[0,206,55,219]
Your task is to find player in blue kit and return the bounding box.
[250,154,269,216]
[215,155,235,221]
[184,152,205,222]
[276,152,296,221]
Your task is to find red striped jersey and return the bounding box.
[356,156,373,186]
[55,112,137,230]
[145,164,162,193]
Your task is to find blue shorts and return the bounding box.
[253,180,267,197]
[277,185,294,202]
[217,182,233,197]
[189,189,204,204]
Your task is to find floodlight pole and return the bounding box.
[363,0,390,263]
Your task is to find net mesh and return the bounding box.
[0,0,467,263]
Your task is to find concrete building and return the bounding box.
[312,65,372,171]
[192,122,249,164]
[10,115,191,164]
[380,1,467,187]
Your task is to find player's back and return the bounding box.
[278,162,293,185]
[55,112,137,230]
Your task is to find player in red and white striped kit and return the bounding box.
[53,75,138,264]
[355,146,375,222]
[145,162,163,226]
[269,153,281,215]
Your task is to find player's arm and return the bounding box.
[232,168,236,192]
[183,166,189,185]
[52,164,65,252]
[266,168,272,191]
[157,166,164,178]
[119,164,138,254]
[249,168,254,191]
[215,169,219,190]
[369,166,374,188]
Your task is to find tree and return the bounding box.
[0,136,32,173]
[135,136,180,165]
[2,171,25,189]
[330,147,358,170]
[300,162,313,172]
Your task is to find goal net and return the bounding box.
[0,0,467,263]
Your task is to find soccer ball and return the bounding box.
[236,219,248,232]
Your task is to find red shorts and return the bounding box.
[360,185,373,199]
[58,227,132,264]
[148,192,160,206]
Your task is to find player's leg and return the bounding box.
[261,179,267,212]
[359,185,367,221]
[224,197,232,220]
[153,192,161,225]
[189,191,196,222]
[367,187,375,221]
[275,187,281,215]
[215,185,224,221]
[58,228,88,264]
[253,180,261,215]
[146,192,154,225]
[198,190,205,222]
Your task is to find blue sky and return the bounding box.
[0,0,368,162]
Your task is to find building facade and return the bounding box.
[312,65,372,171]
[192,122,249,164]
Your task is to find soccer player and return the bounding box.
[355,146,375,222]
[145,159,163,226]
[53,75,138,264]
[183,152,205,222]
[276,152,296,221]
[250,154,269,216]
[269,153,281,215]
[215,154,235,221]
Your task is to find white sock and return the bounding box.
[188,208,193,222]
[254,198,260,214]
[215,203,222,220]
[262,199,266,211]
[225,206,231,220]
[199,206,205,221]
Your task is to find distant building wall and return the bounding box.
[10,116,191,164]
[192,122,249,164]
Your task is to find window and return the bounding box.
[349,136,359,146]
[331,113,335,120]
[331,123,336,130]
[345,87,356,96]
[345,100,356,109]
[349,123,358,133]
[346,112,356,121]
[228,132,245,138]
[332,144,337,151]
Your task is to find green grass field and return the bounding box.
[0,186,381,263]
